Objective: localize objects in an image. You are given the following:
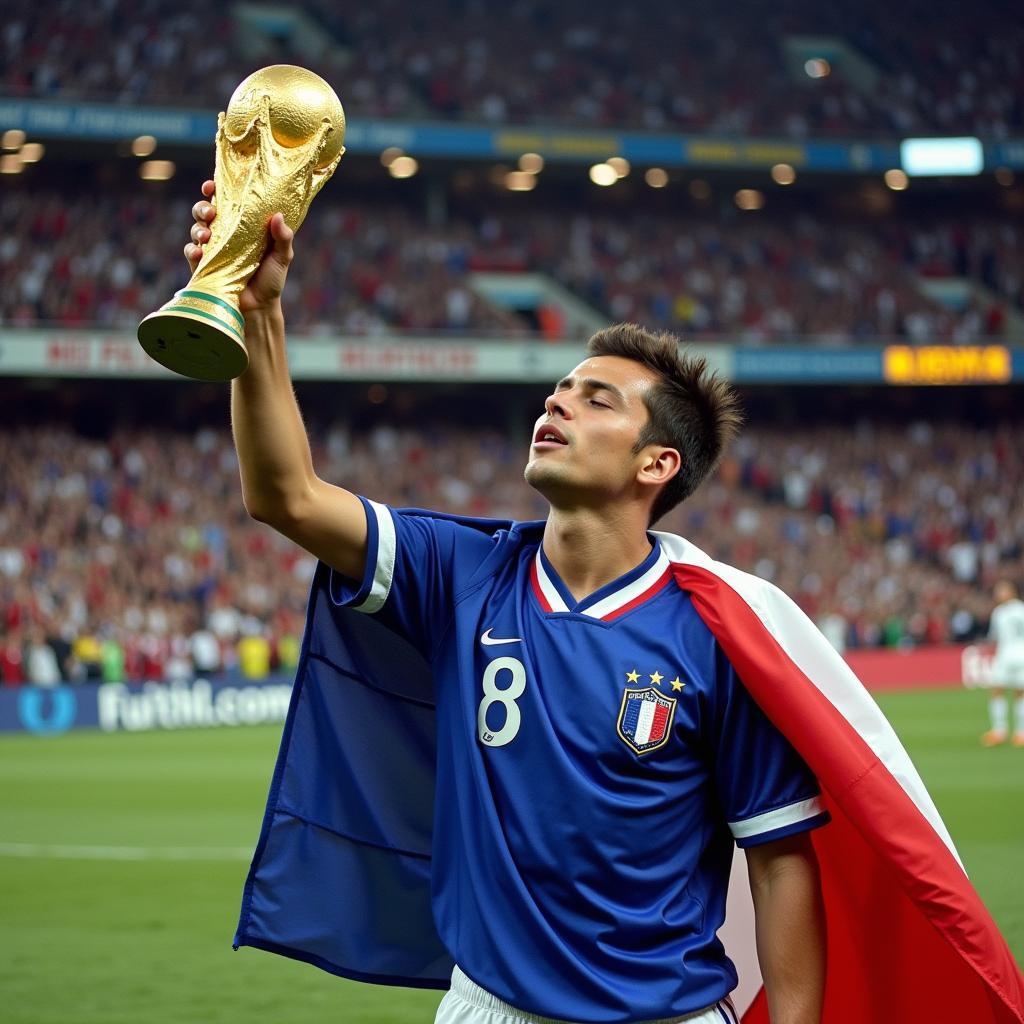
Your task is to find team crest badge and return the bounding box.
[616,686,677,755]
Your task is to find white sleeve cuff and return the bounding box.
[352,499,397,615]
[728,795,826,843]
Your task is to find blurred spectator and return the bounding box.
[25,625,61,686]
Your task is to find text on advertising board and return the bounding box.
[883,345,1011,385]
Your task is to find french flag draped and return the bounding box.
[659,533,1024,1023]
[235,527,1024,1023]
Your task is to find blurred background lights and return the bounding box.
[0,153,23,174]
[804,58,831,78]
[644,167,669,188]
[131,135,157,157]
[900,136,983,176]
[139,159,176,181]
[19,142,45,164]
[388,155,419,178]
[505,170,537,191]
[995,167,1014,187]
[606,156,631,178]
[2,129,26,150]
[518,152,544,174]
[688,179,712,200]
[735,189,765,211]
[771,163,796,185]
[379,146,404,167]
[589,163,618,186]
[884,168,909,191]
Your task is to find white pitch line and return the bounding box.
[0,842,251,862]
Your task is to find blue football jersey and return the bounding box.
[329,499,829,1022]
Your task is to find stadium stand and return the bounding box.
[0,186,1017,340]
[1,0,1022,689]
[4,0,1023,137]
[0,412,1018,684]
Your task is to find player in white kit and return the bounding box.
[981,580,1024,747]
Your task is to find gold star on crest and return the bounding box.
[626,669,640,683]
[650,671,664,686]
[670,677,685,692]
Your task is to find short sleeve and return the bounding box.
[709,645,830,848]
[325,498,500,658]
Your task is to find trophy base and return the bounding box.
[138,290,249,381]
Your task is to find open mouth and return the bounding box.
[533,423,568,447]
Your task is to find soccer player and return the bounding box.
[981,579,1024,747]
[188,190,828,1024]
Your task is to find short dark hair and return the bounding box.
[586,323,743,524]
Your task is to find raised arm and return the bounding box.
[746,832,826,1024]
[187,181,367,580]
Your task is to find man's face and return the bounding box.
[524,355,662,510]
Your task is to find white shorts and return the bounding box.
[434,965,739,1024]
[992,654,1024,688]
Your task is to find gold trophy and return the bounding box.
[138,65,345,381]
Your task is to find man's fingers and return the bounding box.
[184,242,202,266]
[190,222,210,244]
[268,213,294,262]
[202,179,215,197]
[192,200,215,224]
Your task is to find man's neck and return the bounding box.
[541,507,653,604]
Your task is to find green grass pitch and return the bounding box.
[0,687,1020,1023]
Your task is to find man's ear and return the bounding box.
[637,446,682,488]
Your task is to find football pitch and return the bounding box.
[1,688,1021,1024]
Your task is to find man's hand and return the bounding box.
[184,179,294,315]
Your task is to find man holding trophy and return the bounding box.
[144,63,1024,1024]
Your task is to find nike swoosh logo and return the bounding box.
[480,628,523,646]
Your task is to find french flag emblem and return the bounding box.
[616,687,677,755]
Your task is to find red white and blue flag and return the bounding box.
[656,531,1024,1023]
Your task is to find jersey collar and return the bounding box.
[530,539,673,621]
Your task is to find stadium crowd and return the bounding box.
[1,188,1017,342]
[0,417,1019,685]
[3,0,1022,138]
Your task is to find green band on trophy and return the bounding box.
[176,290,247,330]
[162,305,245,343]
[136,65,346,382]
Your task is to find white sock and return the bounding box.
[1014,695,1024,735]
[990,695,1009,734]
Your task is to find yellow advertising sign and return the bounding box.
[883,345,1012,385]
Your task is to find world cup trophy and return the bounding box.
[137,65,345,381]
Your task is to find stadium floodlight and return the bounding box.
[131,135,157,157]
[900,137,983,177]
[771,163,796,185]
[2,129,26,150]
[379,146,404,167]
[589,163,618,186]
[505,170,536,191]
[388,155,418,179]
[606,157,630,178]
[644,168,669,188]
[0,153,23,174]
[884,168,909,191]
[139,159,176,181]
[518,153,544,174]
[19,142,44,164]
[735,189,764,211]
